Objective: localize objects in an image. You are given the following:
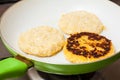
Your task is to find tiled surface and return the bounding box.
[0,0,120,80]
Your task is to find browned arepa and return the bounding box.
[63,32,114,63]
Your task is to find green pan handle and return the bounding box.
[0,57,28,79]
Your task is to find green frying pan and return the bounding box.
[0,0,120,79]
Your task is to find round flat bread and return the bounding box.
[63,32,114,63]
[18,26,65,57]
[59,11,104,34]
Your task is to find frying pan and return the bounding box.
[0,0,120,79]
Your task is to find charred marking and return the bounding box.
[66,32,112,58]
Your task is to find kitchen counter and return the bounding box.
[0,0,120,80]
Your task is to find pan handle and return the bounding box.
[0,57,28,79]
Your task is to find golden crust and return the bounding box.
[63,32,114,63]
[64,43,114,63]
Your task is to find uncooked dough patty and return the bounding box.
[59,11,104,34]
[63,32,114,63]
[18,26,65,57]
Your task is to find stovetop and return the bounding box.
[0,0,120,80]
[37,71,103,80]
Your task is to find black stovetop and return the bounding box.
[37,71,104,80]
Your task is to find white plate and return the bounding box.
[0,0,120,64]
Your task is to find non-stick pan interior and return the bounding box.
[1,0,120,64]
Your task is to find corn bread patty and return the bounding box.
[63,32,114,63]
[59,11,104,34]
[18,26,65,57]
